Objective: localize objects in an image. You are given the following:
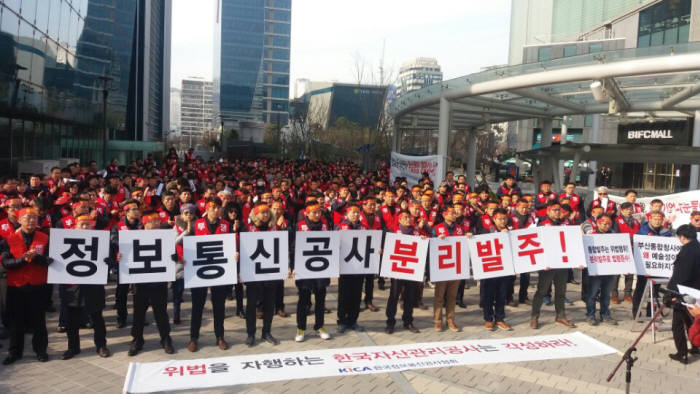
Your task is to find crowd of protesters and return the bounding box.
[0,147,698,365]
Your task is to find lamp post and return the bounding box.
[97,75,113,168]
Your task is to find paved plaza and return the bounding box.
[0,278,698,394]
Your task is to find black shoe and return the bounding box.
[128,341,143,357]
[236,310,246,319]
[324,308,332,314]
[404,324,420,333]
[385,326,394,334]
[669,353,688,364]
[2,354,21,365]
[162,338,174,354]
[261,333,279,345]
[173,317,181,325]
[245,336,255,347]
[378,283,386,291]
[457,301,467,309]
[689,346,700,355]
[37,353,49,362]
[96,347,111,358]
[350,323,365,332]
[56,325,66,333]
[117,319,126,329]
[61,349,80,360]
[226,294,234,301]
[337,324,347,334]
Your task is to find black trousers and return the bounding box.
[337,275,363,326]
[362,275,375,305]
[506,274,530,303]
[386,279,417,328]
[7,285,48,356]
[274,280,285,312]
[131,283,170,343]
[115,283,129,322]
[483,277,508,322]
[297,287,327,331]
[66,307,106,351]
[246,281,275,337]
[190,285,227,340]
[457,279,466,303]
[672,308,693,355]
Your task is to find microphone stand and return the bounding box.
[606,304,666,394]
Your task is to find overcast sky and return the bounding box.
[170,0,512,96]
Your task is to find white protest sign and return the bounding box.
[390,151,445,186]
[123,332,616,393]
[239,231,289,282]
[632,234,681,277]
[118,229,176,284]
[542,226,587,269]
[339,230,382,275]
[293,232,340,280]
[428,236,470,282]
[183,233,237,289]
[380,232,428,282]
[582,233,636,276]
[468,232,515,280]
[509,227,547,274]
[48,228,110,285]
[608,189,700,229]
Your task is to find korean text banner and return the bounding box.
[48,228,110,285]
[428,236,470,282]
[469,232,515,280]
[183,233,238,289]
[390,152,444,186]
[632,234,681,277]
[239,231,289,282]
[380,233,428,282]
[339,230,382,275]
[582,234,636,276]
[608,189,700,229]
[294,232,340,280]
[118,229,176,284]
[123,332,616,393]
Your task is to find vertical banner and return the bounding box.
[48,228,110,285]
[542,226,586,269]
[183,233,238,288]
[293,232,340,280]
[380,233,428,282]
[632,234,681,277]
[428,236,470,282]
[118,229,176,284]
[239,231,289,282]
[390,152,445,186]
[509,228,547,273]
[468,232,515,280]
[583,234,636,276]
[338,230,382,275]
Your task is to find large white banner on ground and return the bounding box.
[632,234,682,277]
[48,228,110,285]
[123,332,616,393]
[390,152,445,186]
[608,189,700,229]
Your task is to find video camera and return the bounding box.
[658,287,697,308]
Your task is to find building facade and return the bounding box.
[0,0,170,172]
[169,87,180,132]
[179,77,213,138]
[214,0,291,130]
[507,0,699,192]
[296,81,387,130]
[395,57,443,97]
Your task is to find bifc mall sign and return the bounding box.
[618,120,691,145]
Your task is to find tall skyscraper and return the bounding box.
[214,0,291,128]
[180,77,214,138]
[396,57,443,97]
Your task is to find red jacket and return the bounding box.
[690,316,700,347]
[194,218,230,235]
[5,230,49,286]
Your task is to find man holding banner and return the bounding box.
[632,211,672,319]
[585,215,619,326]
[479,208,513,331]
[111,200,143,329]
[431,205,466,333]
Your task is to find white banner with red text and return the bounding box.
[608,189,700,229]
[390,152,445,187]
[123,332,616,393]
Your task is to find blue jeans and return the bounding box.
[586,275,613,318]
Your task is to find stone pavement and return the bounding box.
[0,278,698,394]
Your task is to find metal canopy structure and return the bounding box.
[388,43,700,190]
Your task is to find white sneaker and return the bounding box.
[295,329,305,342]
[317,327,331,340]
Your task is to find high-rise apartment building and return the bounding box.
[214,0,291,128]
[396,57,443,97]
[180,77,214,138]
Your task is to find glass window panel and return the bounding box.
[563,45,576,57]
[589,43,603,53]
[1,8,20,36]
[650,30,664,46]
[68,9,78,49]
[35,0,50,32]
[537,47,551,62]
[4,1,21,11]
[18,18,32,38]
[637,34,650,48]
[678,23,689,43]
[584,115,593,127]
[20,0,37,24]
[47,0,61,37]
[664,26,678,45]
[59,0,70,44]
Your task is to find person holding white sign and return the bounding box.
[585,215,619,326]
[187,198,234,352]
[632,211,672,319]
[58,215,111,360]
[478,208,513,331]
[110,200,143,329]
[294,201,332,342]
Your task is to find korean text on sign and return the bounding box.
[380,233,428,282]
[48,228,110,285]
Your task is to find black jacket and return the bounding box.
[667,239,700,309]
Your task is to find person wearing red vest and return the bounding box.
[478,208,513,331]
[336,204,371,333]
[380,190,399,232]
[0,196,22,240]
[294,201,332,343]
[360,197,382,311]
[611,202,641,304]
[173,204,197,324]
[1,208,53,364]
[559,182,582,220]
[432,205,465,333]
[158,191,180,227]
[110,200,143,328]
[588,186,616,217]
[506,200,535,307]
[534,180,557,218]
[453,201,471,309]
[585,215,619,327]
[187,197,231,352]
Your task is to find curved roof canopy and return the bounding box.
[389,43,700,130]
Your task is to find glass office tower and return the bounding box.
[215,0,290,126]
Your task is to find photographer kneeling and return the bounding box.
[666,224,700,364]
